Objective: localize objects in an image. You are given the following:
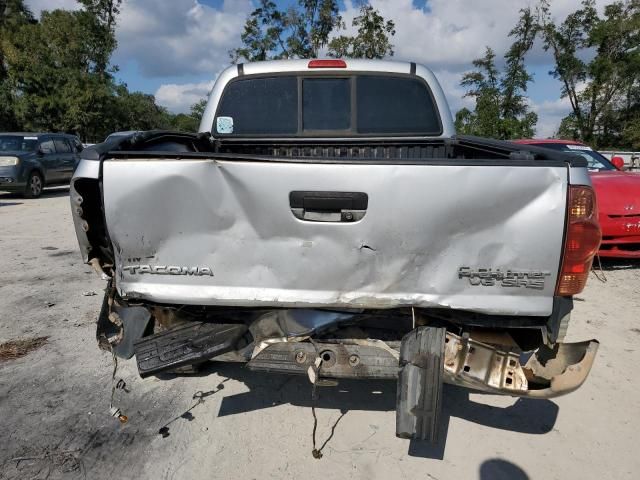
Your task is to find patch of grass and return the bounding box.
[0,336,49,362]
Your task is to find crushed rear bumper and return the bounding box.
[441,333,598,398]
[247,331,598,399]
[100,296,598,399]
[126,319,597,443]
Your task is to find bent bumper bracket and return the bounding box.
[396,327,446,442]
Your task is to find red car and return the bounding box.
[514,139,640,259]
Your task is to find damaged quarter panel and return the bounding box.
[70,158,102,264]
[103,158,567,316]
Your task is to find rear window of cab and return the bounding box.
[214,74,442,137]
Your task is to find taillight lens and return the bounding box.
[556,186,601,295]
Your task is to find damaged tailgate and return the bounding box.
[103,157,567,316]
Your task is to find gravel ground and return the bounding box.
[1,188,639,480]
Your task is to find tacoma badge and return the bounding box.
[123,265,214,276]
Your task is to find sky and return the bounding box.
[24,0,608,137]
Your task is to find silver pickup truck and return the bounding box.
[71,59,601,442]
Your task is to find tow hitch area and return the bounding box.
[247,330,598,442]
[247,332,599,399]
[128,312,598,442]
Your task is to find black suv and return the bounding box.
[0,133,82,198]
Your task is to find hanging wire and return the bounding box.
[591,253,607,283]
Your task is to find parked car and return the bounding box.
[514,139,640,258]
[71,60,601,442]
[0,132,82,198]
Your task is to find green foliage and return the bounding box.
[0,0,195,141]
[0,0,35,130]
[230,0,342,61]
[230,1,395,62]
[191,98,207,119]
[501,6,539,125]
[455,39,538,139]
[327,4,395,59]
[456,0,639,146]
[540,0,640,147]
[167,98,208,132]
[4,9,116,138]
[110,86,172,133]
[623,116,640,149]
[76,0,122,76]
[287,0,342,58]
[229,1,284,62]
[556,113,581,140]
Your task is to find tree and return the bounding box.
[455,38,538,139]
[3,9,121,139]
[540,0,640,146]
[556,113,581,140]
[500,6,539,136]
[455,47,503,138]
[109,85,172,134]
[287,0,342,58]
[623,117,640,148]
[167,98,208,132]
[229,1,283,62]
[1,0,175,141]
[0,0,34,130]
[230,1,397,62]
[230,0,342,62]
[191,98,207,119]
[455,7,539,139]
[76,0,122,77]
[327,4,395,59]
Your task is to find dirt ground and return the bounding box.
[1,188,639,480]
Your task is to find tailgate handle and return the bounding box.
[289,191,368,223]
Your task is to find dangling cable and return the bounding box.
[591,253,607,283]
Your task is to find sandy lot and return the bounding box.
[1,188,639,480]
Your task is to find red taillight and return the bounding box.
[308,59,347,68]
[556,186,601,296]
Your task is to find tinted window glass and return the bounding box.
[216,76,297,135]
[0,135,38,152]
[357,76,440,134]
[303,78,350,130]
[54,138,71,153]
[39,139,55,154]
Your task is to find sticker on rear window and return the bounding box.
[566,144,592,151]
[216,116,234,134]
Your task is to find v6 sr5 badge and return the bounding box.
[458,267,551,290]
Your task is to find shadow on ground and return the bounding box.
[205,362,558,460]
[0,186,69,201]
[596,257,640,271]
[479,458,530,479]
[0,200,23,207]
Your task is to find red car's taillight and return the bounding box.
[556,186,601,296]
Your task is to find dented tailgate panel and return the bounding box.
[103,158,567,316]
